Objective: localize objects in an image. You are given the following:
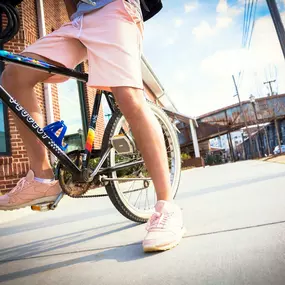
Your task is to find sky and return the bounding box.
[142,0,285,117]
[57,80,84,135]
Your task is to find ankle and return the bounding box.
[31,168,54,179]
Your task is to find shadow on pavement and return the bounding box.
[0,207,115,237]
[0,221,138,263]
[0,242,152,283]
[2,220,285,283]
[177,171,285,200]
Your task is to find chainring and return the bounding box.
[57,150,92,197]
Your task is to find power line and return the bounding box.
[243,0,254,47]
[243,0,257,49]
[242,0,249,47]
[238,0,258,89]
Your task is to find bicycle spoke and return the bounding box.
[127,180,135,203]
[134,187,143,208]
[105,104,180,222]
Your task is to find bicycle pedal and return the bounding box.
[111,134,135,154]
[31,203,54,212]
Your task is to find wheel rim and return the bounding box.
[109,109,179,219]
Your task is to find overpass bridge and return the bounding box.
[196,93,285,142]
[176,94,285,158]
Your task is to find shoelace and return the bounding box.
[8,178,29,196]
[146,212,173,230]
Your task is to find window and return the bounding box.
[0,100,10,155]
[57,79,86,152]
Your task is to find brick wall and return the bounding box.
[0,1,40,192]
[0,0,104,193]
[0,0,159,193]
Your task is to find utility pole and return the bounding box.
[274,118,282,152]
[266,0,285,59]
[263,125,271,156]
[264,79,281,153]
[227,132,235,162]
[264,80,276,96]
[249,95,264,157]
[241,132,247,159]
[232,75,254,159]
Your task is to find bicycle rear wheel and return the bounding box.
[102,102,181,223]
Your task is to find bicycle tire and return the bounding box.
[102,101,181,223]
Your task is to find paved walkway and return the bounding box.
[1,160,285,285]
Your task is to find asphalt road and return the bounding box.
[1,160,285,285]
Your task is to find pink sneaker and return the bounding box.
[0,170,61,211]
[143,200,185,252]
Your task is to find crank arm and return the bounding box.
[50,192,65,210]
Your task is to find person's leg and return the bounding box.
[0,53,64,210]
[111,86,171,201]
[2,53,58,179]
[111,86,184,252]
[0,18,87,210]
[78,0,184,251]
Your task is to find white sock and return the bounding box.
[34,177,55,184]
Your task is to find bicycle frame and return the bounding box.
[0,50,117,181]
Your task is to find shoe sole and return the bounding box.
[0,196,59,211]
[143,227,186,253]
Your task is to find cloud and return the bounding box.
[192,16,233,39]
[174,18,183,28]
[216,0,228,13]
[200,49,251,77]
[184,3,197,13]
[217,0,242,16]
[192,0,240,39]
[216,16,233,28]
[174,71,187,83]
[200,12,285,102]
[164,37,175,46]
[192,21,216,38]
[143,0,285,117]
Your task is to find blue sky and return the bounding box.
[142,0,285,116]
[57,80,84,134]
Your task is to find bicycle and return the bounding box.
[0,50,181,223]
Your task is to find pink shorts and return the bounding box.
[24,0,144,91]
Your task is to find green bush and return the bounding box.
[205,153,222,165]
[181,153,191,162]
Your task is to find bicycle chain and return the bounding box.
[76,193,108,198]
[74,184,148,199]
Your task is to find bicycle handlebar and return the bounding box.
[0,1,20,44]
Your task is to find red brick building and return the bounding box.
[0,0,173,193]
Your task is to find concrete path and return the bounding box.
[1,160,285,285]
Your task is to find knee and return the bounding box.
[112,87,146,120]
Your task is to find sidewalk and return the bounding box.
[1,162,285,285]
[0,207,35,224]
[260,154,285,164]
